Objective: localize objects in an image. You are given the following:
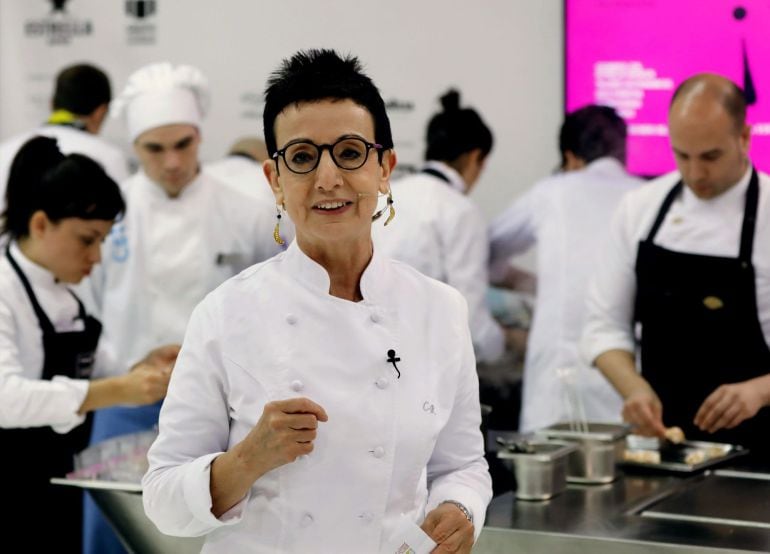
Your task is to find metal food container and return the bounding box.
[497,440,578,500]
[536,422,630,484]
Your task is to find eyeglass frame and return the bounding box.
[272,136,383,175]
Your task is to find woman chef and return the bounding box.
[142,49,493,554]
[0,136,176,551]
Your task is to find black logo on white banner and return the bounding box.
[50,0,68,13]
[126,0,156,19]
[25,1,93,45]
[125,0,157,44]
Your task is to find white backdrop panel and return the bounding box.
[0,0,563,224]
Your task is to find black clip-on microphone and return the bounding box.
[387,349,401,379]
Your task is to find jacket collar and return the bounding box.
[680,163,752,210]
[9,241,60,289]
[141,167,206,201]
[583,156,627,177]
[282,239,387,305]
[422,161,467,193]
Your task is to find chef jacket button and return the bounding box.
[372,446,385,459]
[370,312,382,323]
[376,377,389,390]
[300,512,314,527]
[359,511,374,524]
[291,380,304,392]
[286,313,298,325]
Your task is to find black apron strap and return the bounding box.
[739,167,760,263]
[647,169,760,259]
[645,182,682,242]
[67,289,89,321]
[5,247,56,334]
[421,167,451,184]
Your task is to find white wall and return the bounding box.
[0,0,563,224]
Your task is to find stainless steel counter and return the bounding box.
[477,467,770,553]
[55,464,770,553]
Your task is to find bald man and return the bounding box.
[581,73,770,458]
[205,136,296,243]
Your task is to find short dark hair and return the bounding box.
[52,63,112,116]
[425,89,493,162]
[263,49,393,158]
[670,74,747,133]
[1,136,125,239]
[559,105,627,166]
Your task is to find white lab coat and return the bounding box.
[142,242,492,554]
[581,166,770,363]
[489,158,642,432]
[204,155,273,202]
[80,169,282,377]
[0,125,130,215]
[205,154,295,243]
[373,162,505,363]
[0,242,90,432]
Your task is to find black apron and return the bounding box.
[0,248,102,551]
[421,166,451,183]
[634,168,770,458]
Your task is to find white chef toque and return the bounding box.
[111,62,210,142]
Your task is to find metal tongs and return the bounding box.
[557,367,590,434]
[496,436,535,454]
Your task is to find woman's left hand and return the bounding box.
[421,502,474,553]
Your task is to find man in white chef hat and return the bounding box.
[80,62,280,554]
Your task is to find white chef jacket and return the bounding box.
[373,162,505,363]
[489,158,642,432]
[142,241,492,554]
[205,154,295,243]
[79,169,281,377]
[0,242,92,432]
[581,165,770,366]
[0,125,130,215]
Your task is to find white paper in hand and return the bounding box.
[380,514,437,554]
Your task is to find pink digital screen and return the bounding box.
[566,0,770,176]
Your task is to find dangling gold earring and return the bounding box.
[383,191,395,226]
[273,205,285,246]
[371,190,396,226]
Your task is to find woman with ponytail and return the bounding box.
[374,89,511,365]
[0,136,178,551]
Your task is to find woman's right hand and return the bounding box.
[209,398,328,518]
[623,389,666,438]
[241,397,329,475]
[121,363,171,405]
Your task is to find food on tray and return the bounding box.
[684,450,706,465]
[706,445,725,458]
[664,426,685,444]
[623,449,661,464]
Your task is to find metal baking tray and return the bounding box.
[622,435,749,473]
[537,421,630,442]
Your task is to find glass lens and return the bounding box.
[333,138,368,169]
[284,142,319,173]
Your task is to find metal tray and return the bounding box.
[537,421,630,442]
[622,435,749,473]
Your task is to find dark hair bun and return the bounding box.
[8,136,65,189]
[1,135,125,239]
[426,89,493,162]
[440,89,461,113]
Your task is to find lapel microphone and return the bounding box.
[387,349,401,379]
